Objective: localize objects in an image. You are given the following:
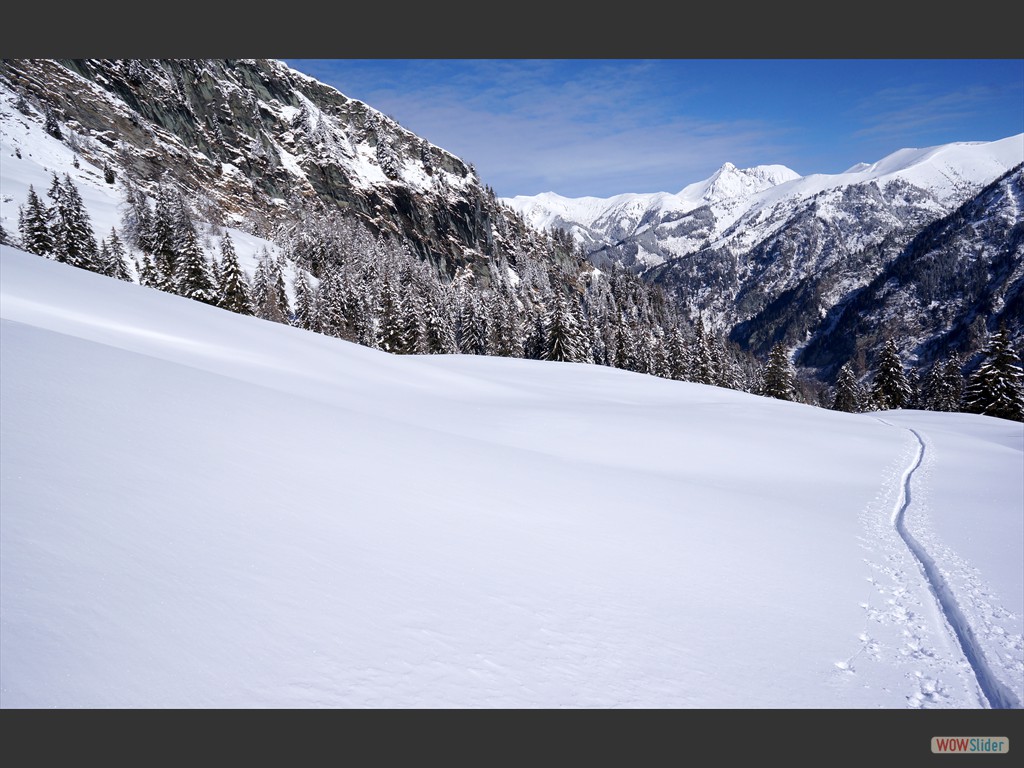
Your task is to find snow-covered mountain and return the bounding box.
[507,136,1024,373]
[505,138,1021,272]
[797,164,1024,374]
[0,58,556,279]
[505,163,802,267]
[2,244,1021,708]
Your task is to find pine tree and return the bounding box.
[544,291,586,363]
[105,227,132,281]
[487,291,524,358]
[831,362,861,413]
[523,313,547,360]
[173,213,217,305]
[18,185,53,256]
[293,266,319,331]
[376,277,407,353]
[711,336,741,390]
[870,339,912,411]
[922,354,963,412]
[688,319,716,385]
[44,104,62,139]
[251,252,288,323]
[458,291,488,355]
[905,368,923,410]
[97,237,112,275]
[149,188,179,291]
[665,326,689,381]
[209,248,222,291]
[403,291,432,355]
[135,254,159,288]
[216,232,253,315]
[962,328,1024,422]
[49,175,98,270]
[270,256,291,321]
[120,183,155,255]
[760,342,796,401]
[423,288,458,354]
[316,264,347,338]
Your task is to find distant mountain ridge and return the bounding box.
[505,135,1024,373]
[504,137,1021,270]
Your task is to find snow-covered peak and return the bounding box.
[505,162,800,237]
[679,162,801,205]
[779,135,1024,205]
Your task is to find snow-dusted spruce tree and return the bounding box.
[48,174,98,270]
[423,288,458,355]
[487,291,525,358]
[315,264,347,339]
[711,336,743,390]
[120,183,155,256]
[688,319,717,386]
[135,254,158,288]
[251,251,290,324]
[457,290,487,356]
[292,266,318,331]
[650,325,671,379]
[216,232,253,316]
[922,354,963,412]
[149,187,180,292]
[173,213,218,305]
[401,290,430,355]
[664,325,688,381]
[376,276,407,353]
[18,185,53,257]
[544,291,587,363]
[760,342,796,401]
[43,103,62,139]
[104,227,132,281]
[870,339,912,410]
[831,362,861,413]
[962,327,1024,422]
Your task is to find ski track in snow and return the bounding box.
[874,417,1022,709]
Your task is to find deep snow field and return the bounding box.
[1,246,1021,708]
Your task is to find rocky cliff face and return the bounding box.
[0,58,554,279]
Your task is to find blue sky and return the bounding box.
[283,59,1024,199]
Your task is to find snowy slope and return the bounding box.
[2,246,1021,708]
[0,89,303,301]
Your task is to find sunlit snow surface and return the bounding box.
[1,247,1021,708]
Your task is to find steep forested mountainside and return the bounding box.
[0,58,571,280]
[796,164,1024,378]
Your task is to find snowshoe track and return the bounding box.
[876,417,1021,709]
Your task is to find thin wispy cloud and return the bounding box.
[284,59,1024,198]
[853,83,1019,140]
